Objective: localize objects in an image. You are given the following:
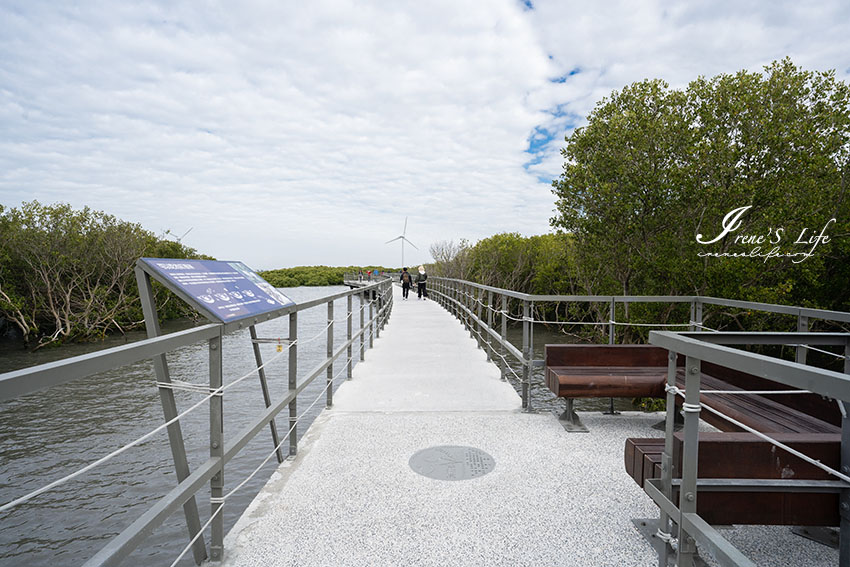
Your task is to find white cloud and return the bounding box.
[1,0,848,269]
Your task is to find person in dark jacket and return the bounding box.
[416,266,428,300]
[400,267,412,299]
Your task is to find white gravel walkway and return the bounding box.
[220,284,838,567]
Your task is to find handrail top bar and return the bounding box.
[433,277,850,323]
[676,331,850,345]
[295,281,384,311]
[0,323,222,402]
[649,330,850,402]
[215,280,387,334]
[698,296,850,322]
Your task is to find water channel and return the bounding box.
[0,285,635,566]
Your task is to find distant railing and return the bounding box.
[343,271,399,284]
[0,277,393,566]
[427,277,850,411]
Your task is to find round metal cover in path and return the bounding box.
[409,445,495,481]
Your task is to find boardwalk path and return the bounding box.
[220,284,668,566]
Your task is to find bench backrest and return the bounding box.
[544,344,669,367]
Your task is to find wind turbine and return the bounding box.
[165,227,193,243]
[175,227,193,243]
[385,217,418,268]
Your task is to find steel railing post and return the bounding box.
[347,294,353,380]
[327,300,334,408]
[522,300,530,411]
[677,355,702,566]
[134,268,207,564]
[359,292,365,360]
[209,332,224,562]
[486,290,494,362]
[369,298,374,349]
[657,349,678,566]
[452,281,458,319]
[288,312,298,457]
[375,288,381,340]
[796,313,809,364]
[466,284,474,339]
[500,294,507,381]
[690,299,696,332]
[694,298,703,331]
[530,301,536,407]
[475,287,484,349]
[607,297,617,414]
[457,282,462,321]
[249,325,284,464]
[459,282,465,327]
[841,339,850,565]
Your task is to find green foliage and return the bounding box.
[0,201,208,348]
[551,58,850,311]
[260,266,395,287]
[632,397,666,412]
[429,233,577,295]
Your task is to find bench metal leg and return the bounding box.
[602,396,620,415]
[791,526,839,549]
[557,399,588,432]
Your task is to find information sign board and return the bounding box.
[139,258,295,322]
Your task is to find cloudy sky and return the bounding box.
[2,1,849,270]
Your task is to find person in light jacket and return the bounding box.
[416,266,428,300]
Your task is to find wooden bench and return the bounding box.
[544,344,669,431]
[544,343,843,528]
[619,356,841,529]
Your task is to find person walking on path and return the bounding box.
[400,267,412,300]
[416,266,428,300]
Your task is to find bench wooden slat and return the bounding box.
[547,366,666,398]
[545,344,668,367]
[624,438,664,485]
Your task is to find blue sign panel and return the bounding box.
[140,258,295,322]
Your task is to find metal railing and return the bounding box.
[4,271,850,566]
[428,277,850,412]
[645,331,850,567]
[0,276,393,566]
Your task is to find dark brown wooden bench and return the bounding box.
[545,344,669,398]
[620,358,841,529]
[544,344,669,431]
[544,343,843,528]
